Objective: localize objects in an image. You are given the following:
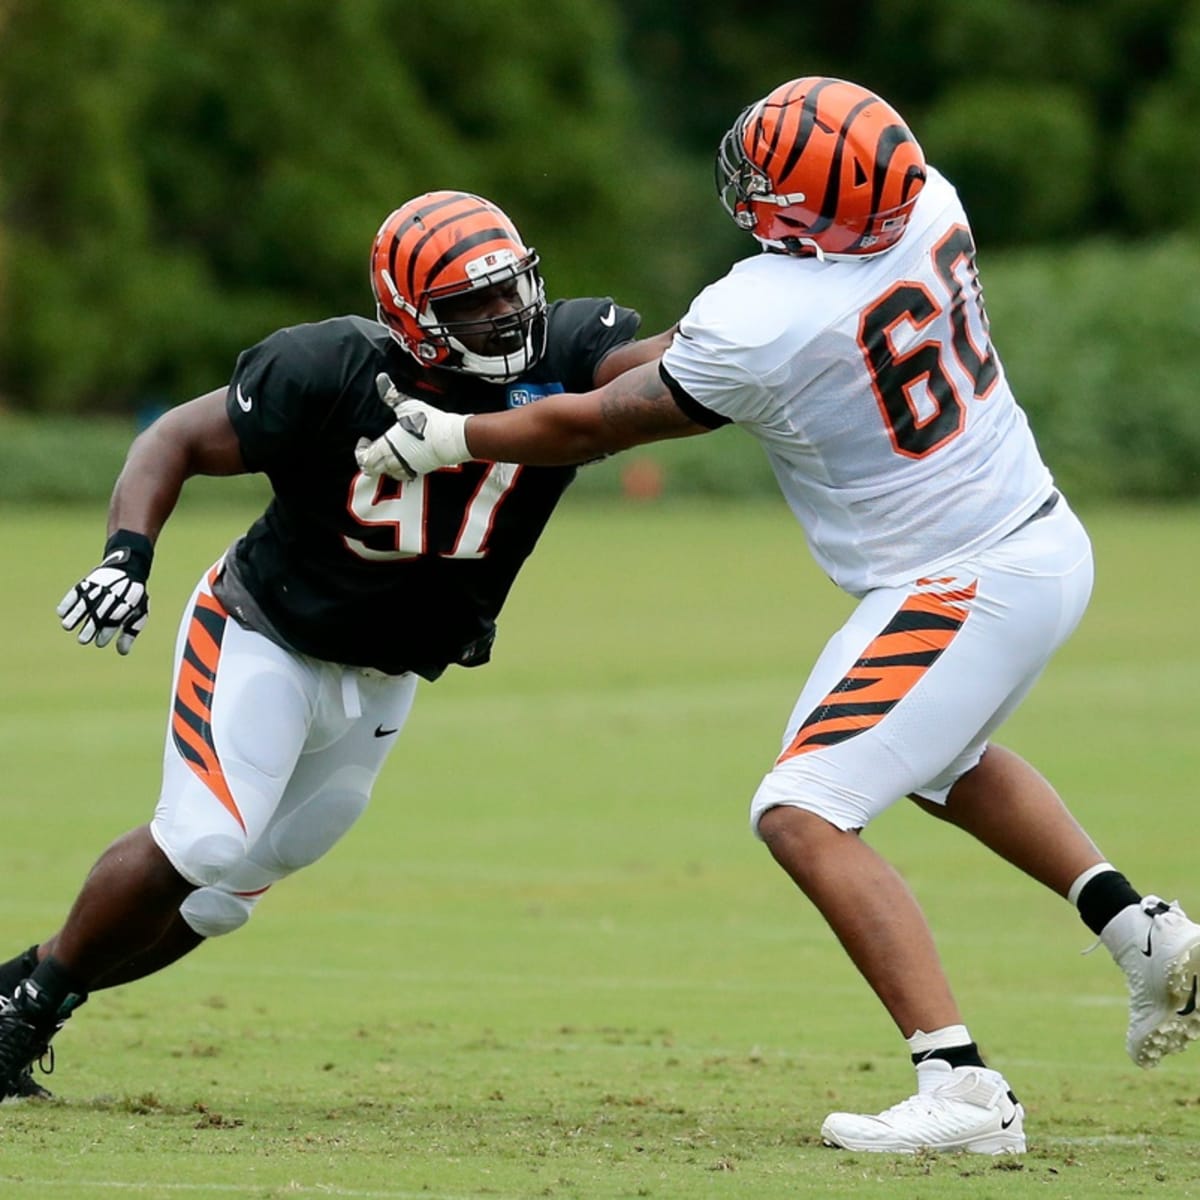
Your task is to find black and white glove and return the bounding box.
[56,530,153,654]
[354,373,471,481]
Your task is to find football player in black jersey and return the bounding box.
[0,191,676,1100]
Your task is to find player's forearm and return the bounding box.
[464,360,705,465]
[465,399,617,465]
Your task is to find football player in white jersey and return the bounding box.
[355,78,1200,1154]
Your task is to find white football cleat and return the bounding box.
[821,1060,1025,1155]
[1101,895,1200,1068]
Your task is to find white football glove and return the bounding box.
[57,534,152,655]
[354,373,471,481]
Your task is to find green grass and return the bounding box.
[2,495,1200,1198]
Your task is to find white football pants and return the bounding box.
[750,496,1094,833]
[149,566,418,937]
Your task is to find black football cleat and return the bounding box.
[0,985,59,1102]
[3,1063,53,1101]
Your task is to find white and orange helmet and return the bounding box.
[716,77,927,260]
[370,191,547,381]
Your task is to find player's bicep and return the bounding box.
[592,325,679,388]
[466,361,706,465]
[152,389,248,477]
[595,360,708,447]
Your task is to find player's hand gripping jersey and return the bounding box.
[662,168,1054,596]
[219,299,638,678]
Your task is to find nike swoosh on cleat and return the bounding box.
[599,304,616,327]
[1142,927,1154,957]
[1177,976,1199,1017]
[1001,1112,1018,1129]
[374,725,398,738]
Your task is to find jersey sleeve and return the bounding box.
[226,326,342,471]
[659,280,780,425]
[542,297,642,392]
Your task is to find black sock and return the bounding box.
[1077,870,1142,935]
[0,945,41,997]
[24,955,89,1019]
[911,1041,986,1070]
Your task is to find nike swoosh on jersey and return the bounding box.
[235,383,253,412]
[600,304,616,327]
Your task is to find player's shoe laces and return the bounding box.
[0,983,61,1102]
[1101,895,1200,1068]
[821,1060,1025,1154]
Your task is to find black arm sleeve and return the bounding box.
[659,362,733,428]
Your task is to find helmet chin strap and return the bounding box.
[755,233,826,261]
[755,232,900,263]
[451,337,534,383]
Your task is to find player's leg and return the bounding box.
[16,667,415,991]
[0,573,316,1097]
[912,744,1103,895]
[758,809,962,1033]
[907,500,1200,1067]
[918,743,1200,1068]
[752,568,1056,1041]
[752,578,1004,1148]
[0,656,409,1098]
[752,517,1096,1152]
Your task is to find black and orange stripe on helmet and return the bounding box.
[716,77,927,259]
[370,190,547,381]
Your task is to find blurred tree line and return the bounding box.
[1,0,1198,496]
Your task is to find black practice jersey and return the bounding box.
[221,298,640,678]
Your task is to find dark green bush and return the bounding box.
[920,83,1098,245]
[984,235,1200,499]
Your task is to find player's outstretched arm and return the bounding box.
[360,360,709,482]
[470,360,706,465]
[57,389,247,653]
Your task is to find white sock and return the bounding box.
[908,1025,976,1094]
[907,1024,973,1056]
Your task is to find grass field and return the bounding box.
[1,495,1199,1198]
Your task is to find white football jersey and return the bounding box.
[662,167,1054,595]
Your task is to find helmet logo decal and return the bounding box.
[465,248,519,279]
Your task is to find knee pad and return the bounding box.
[157,829,249,888]
[267,783,370,873]
[180,887,258,938]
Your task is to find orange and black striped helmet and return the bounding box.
[716,77,927,259]
[370,191,547,381]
